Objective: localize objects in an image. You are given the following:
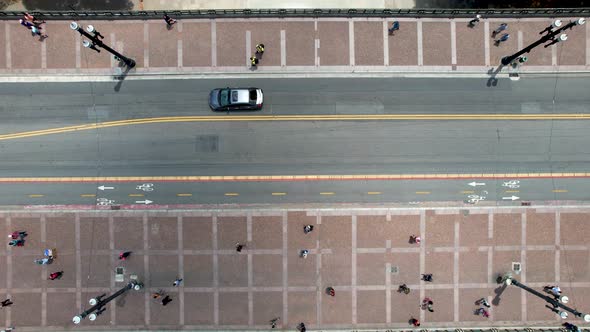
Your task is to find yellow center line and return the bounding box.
[320,192,334,195]
[272,192,287,196]
[505,190,520,193]
[225,193,239,196]
[2,114,590,141]
[176,193,193,197]
[367,192,382,195]
[461,190,475,194]
[80,194,96,197]
[0,173,588,183]
[415,191,431,194]
[552,189,568,193]
[128,194,144,197]
[28,194,44,198]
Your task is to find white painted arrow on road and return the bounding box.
[502,195,520,201]
[135,199,153,205]
[98,186,114,191]
[468,182,486,187]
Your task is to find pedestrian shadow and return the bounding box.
[486,64,505,87]
[492,280,509,306]
[113,61,133,92]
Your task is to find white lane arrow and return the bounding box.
[135,199,153,205]
[468,182,486,187]
[98,186,114,191]
[502,195,520,201]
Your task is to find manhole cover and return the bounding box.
[512,262,521,274]
[115,267,125,282]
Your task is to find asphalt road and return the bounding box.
[1,77,590,205]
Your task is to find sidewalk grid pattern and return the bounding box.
[0,206,589,330]
[0,17,588,76]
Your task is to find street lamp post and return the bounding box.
[501,18,585,66]
[73,280,143,324]
[502,274,590,322]
[69,22,136,68]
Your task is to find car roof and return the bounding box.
[232,89,250,104]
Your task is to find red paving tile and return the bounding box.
[1,207,589,330]
[422,22,452,66]
[388,21,418,66]
[184,292,214,325]
[354,21,384,66]
[318,21,349,66]
[0,17,588,76]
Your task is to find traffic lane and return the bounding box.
[0,119,589,176]
[0,178,586,206]
[1,77,589,132]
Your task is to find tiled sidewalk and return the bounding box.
[0,206,589,330]
[0,17,587,77]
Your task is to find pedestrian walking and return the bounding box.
[410,235,421,244]
[161,295,172,306]
[250,56,259,67]
[564,322,581,332]
[119,251,131,260]
[492,23,508,37]
[544,285,561,296]
[163,14,177,28]
[326,287,335,297]
[422,297,434,312]
[173,278,183,287]
[388,21,400,35]
[19,19,34,29]
[475,307,490,317]
[495,33,510,46]
[468,14,481,28]
[410,317,420,327]
[48,271,63,280]
[24,12,44,25]
[152,291,164,299]
[8,239,24,247]
[8,231,26,240]
[31,26,48,40]
[297,322,306,332]
[300,249,309,258]
[236,243,244,252]
[398,283,410,294]
[1,299,12,307]
[303,224,314,234]
[269,317,280,328]
[255,43,265,55]
[476,297,490,307]
[421,273,433,282]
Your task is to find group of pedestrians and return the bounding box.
[250,43,265,68]
[8,231,27,247]
[18,12,48,40]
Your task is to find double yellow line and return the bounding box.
[1,114,589,141]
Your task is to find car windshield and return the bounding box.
[219,89,231,107]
